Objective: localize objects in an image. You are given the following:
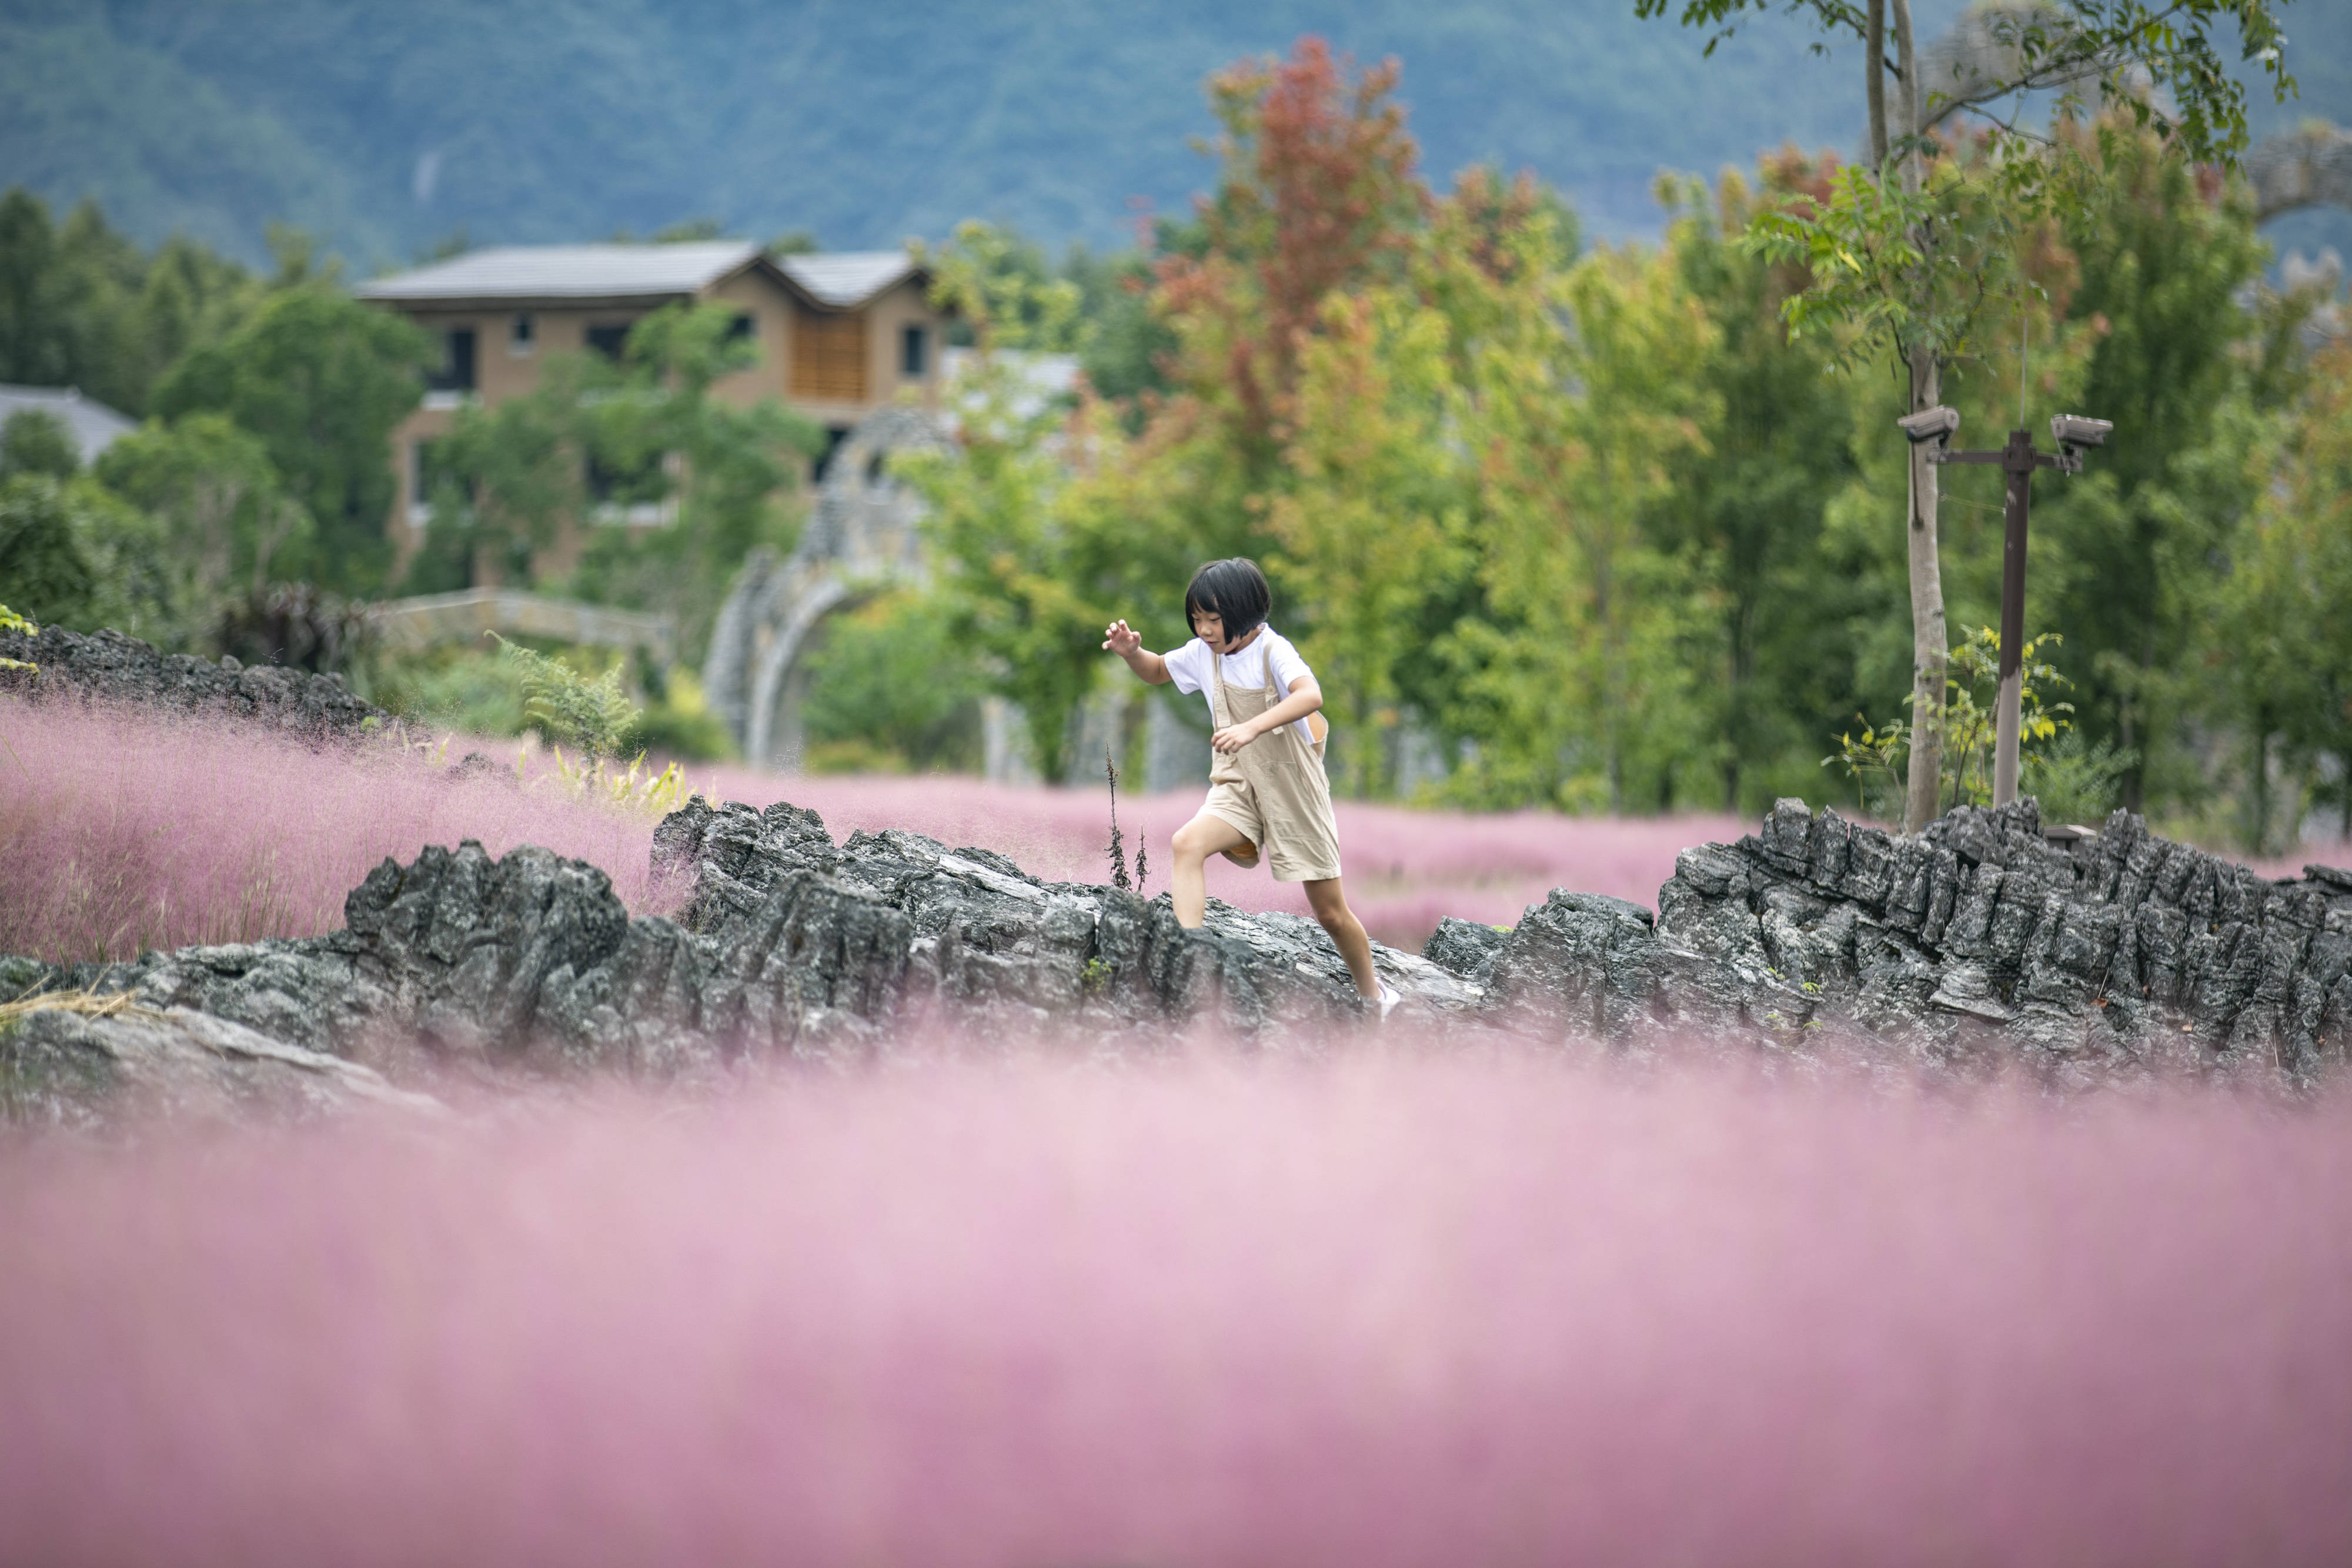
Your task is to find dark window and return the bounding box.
[586,323,633,361]
[901,323,927,377]
[510,313,535,351]
[726,313,756,343]
[426,327,477,392]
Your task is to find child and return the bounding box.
[1102,557,1400,1017]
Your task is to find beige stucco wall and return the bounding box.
[377,265,947,574]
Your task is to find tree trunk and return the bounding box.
[1902,343,1947,833]
[1866,0,1889,167]
[1889,0,1918,166]
[1890,0,1943,833]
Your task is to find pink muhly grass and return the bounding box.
[0,700,674,964]
[1,1049,2348,1565]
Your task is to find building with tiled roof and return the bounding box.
[357,242,948,571]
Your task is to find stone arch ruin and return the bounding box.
[703,404,957,769]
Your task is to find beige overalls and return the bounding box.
[1201,646,1344,883]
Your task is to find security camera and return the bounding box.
[2050,414,2112,451]
[1897,406,1961,445]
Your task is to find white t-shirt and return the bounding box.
[1162,627,1319,745]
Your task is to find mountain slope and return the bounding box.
[0,0,2340,267]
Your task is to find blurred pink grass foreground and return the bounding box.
[2,1054,2350,1565]
[0,699,1743,962]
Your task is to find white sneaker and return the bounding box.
[1375,982,1401,1020]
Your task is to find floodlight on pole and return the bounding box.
[1900,407,2113,809]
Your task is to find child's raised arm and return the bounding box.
[1101,619,1170,684]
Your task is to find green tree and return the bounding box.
[2034,119,2275,808]
[2216,337,2352,848]
[800,591,988,773]
[1655,159,1869,811]
[0,474,171,639]
[1643,0,2298,830]
[0,189,262,416]
[902,220,1165,782]
[151,286,429,591]
[0,407,80,480]
[1446,240,1723,811]
[95,413,313,606]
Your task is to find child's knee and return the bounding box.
[1171,819,1225,861]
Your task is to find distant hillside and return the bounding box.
[1,0,2343,269]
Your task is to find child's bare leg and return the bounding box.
[1302,877,1379,998]
[1170,811,1251,928]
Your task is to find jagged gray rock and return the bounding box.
[0,1002,447,1131]
[6,793,2347,1121]
[1629,798,2352,1088]
[0,621,387,737]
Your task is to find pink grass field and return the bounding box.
[2,1057,2350,1565]
[0,701,671,964]
[8,703,2352,1562]
[1,697,2331,966]
[0,698,1745,961]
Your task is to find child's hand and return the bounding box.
[1101,619,1142,658]
[1210,721,1260,755]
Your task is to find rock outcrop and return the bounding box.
[1611,797,2352,1087]
[0,999,447,1131]
[0,622,387,737]
[5,793,2348,1122]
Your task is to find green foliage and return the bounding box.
[364,644,526,738]
[904,220,1144,783]
[1828,628,2086,818]
[1822,716,1909,819]
[1939,626,2076,810]
[0,474,171,640]
[1655,165,1867,811]
[0,188,263,415]
[1638,0,2296,166]
[1746,145,2030,368]
[2022,729,2137,826]
[2210,337,2352,850]
[430,300,823,667]
[95,413,312,607]
[2032,121,2276,808]
[618,667,735,763]
[490,634,639,760]
[800,593,986,775]
[0,409,79,480]
[151,286,429,591]
[0,600,35,673]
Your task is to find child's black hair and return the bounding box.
[1183,558,1272,643]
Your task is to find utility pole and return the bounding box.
[1899,409,2112,808]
